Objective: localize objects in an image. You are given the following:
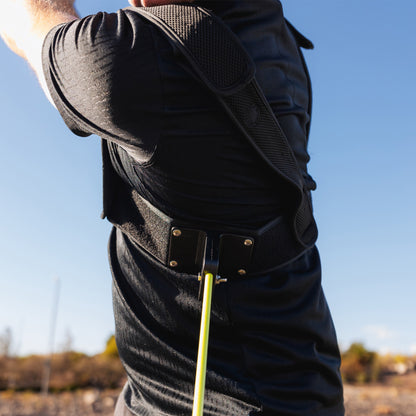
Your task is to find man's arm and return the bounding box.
[0,0,79,100]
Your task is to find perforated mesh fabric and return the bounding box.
[295,193,317,243]
[223,83,302,188]
[220,82,317,244]
[141,5,252,91]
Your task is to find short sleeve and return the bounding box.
[42,9,163,162]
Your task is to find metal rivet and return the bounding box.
[238,269,247,276]
[170,260,178,268]
[244,239,253,247]
[172,229,182,237]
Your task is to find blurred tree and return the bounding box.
[102,334,119,358]
[59,328,74,352]
[341,342,380,383]
[0,327,13,357]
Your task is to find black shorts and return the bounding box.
[115,392,135,416]
[110,228,344,416]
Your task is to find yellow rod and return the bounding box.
[192,273,215,416]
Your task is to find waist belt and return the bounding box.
[117,187,309,279]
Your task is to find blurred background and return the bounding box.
[0,0,414,364]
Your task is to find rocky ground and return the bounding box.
[1,375,416,416]
[0,389,119,416]
[344,385,416,415]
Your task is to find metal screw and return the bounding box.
[238,269,247,276]
[172,229,182,237]
[244,239,253,247]
[170,260,178,268]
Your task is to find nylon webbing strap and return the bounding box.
[126,4,317,247]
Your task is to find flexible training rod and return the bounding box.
[192,272,215,416]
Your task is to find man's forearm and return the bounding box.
[0,0,79,104]
[31,0,78,16]
[0,0,79,60]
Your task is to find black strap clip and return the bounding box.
[197,234,227,300]
[168,228,255,297]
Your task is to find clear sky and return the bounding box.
[0,0,415,357]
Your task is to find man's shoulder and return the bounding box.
[43,9,157,55]
[40,8,165,150]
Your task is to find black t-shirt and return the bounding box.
[42,3,313,228]
[40,3,344,416]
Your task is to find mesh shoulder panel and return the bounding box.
[126,5,255,94]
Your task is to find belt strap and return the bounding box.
[114,187,307,278]
[126,4,317,250]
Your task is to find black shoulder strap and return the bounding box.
[127,5,317,247]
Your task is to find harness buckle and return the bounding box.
[168,227,255,283]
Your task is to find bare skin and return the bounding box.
[0,0,78,101]
[0,0,78,60]
[0,0,193,100]
[138,0,194,6]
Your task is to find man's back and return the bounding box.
[42,1,313,227]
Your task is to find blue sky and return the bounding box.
[0,0,415,356]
